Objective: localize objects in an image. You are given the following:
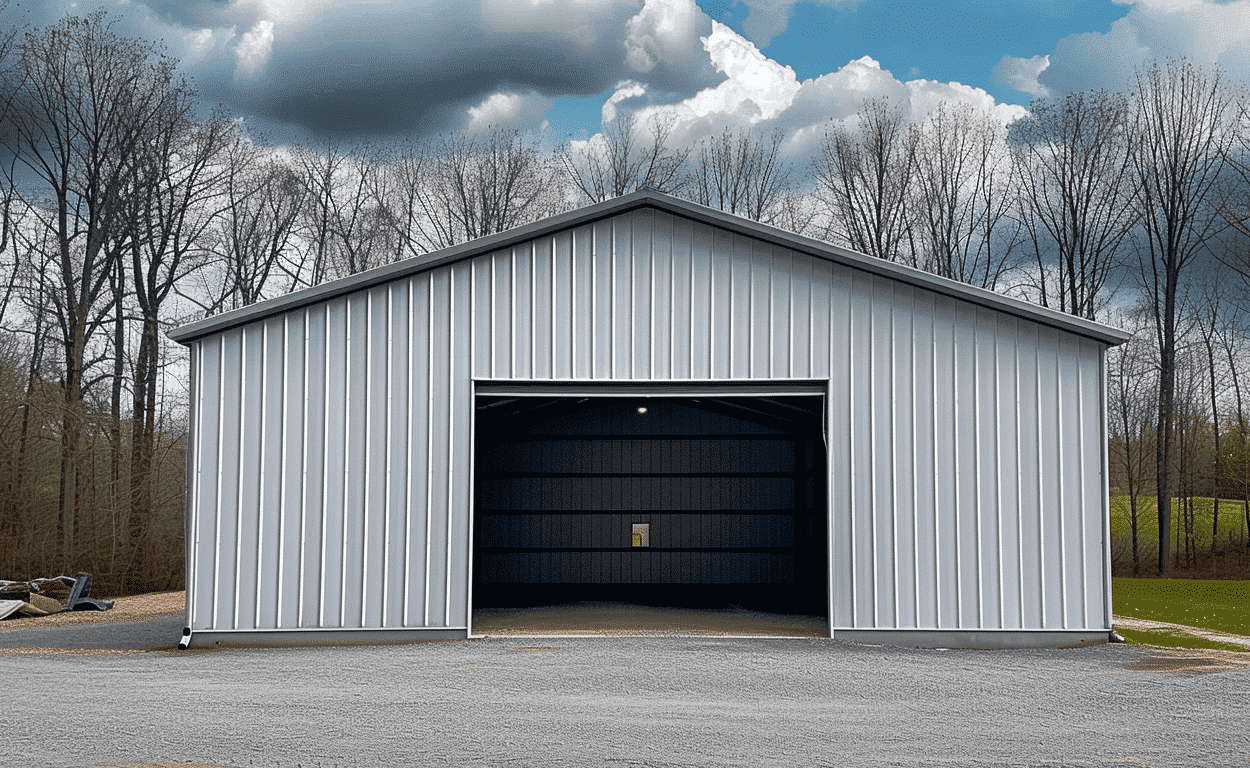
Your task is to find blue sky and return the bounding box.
[14,0,1250,154]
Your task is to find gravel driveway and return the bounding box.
[3,614,1249,768]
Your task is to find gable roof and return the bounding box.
[169,189,1132,346]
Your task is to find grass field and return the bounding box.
[1109,494,1250,561]
[1113,577,1250,636]
[1113,626,1248,651]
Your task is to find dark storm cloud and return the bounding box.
[227,3,645,137]
[8,0,721,140]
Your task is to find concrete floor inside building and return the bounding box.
[471,601,828,637]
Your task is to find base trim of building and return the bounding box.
[182,626,470,649]
[832,628,1111,649]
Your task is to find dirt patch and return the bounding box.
[473,601,828,637]
[0,590,183,631]
[1130,648,1250,674]
[1,646,149,656]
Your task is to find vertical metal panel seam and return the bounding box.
[911,293,920,628]
[889,290,899,628]
[402,280,415,626]
[297,311,310,628]
[530,242,536,378]
[570,231,577,377]
[510,248,517,379]
[1076,341,1088,627]
[971,311,983,629]
[318,304,331,627]
[1014,323,1026,628]
[1056,337,1068,630]
[610,219,617,379]
[253,325,267,630]
[787,259,794,379]
[555,236,560,377]
[630,215,637,379]
[254,324,272,628]
[668,224,676,378]
[360,291,372,627]
[951,309,962,629]
[931,294,941,628]
[693,226,700,378]
[233,330,247,630]
[994,314,1004,629]
[446,267,456,626]
[649,221,656,379]
[807,265,814,378]
[1035,330,1046,627]
[382,286,393,627]
[591,225,597,379]
[340,300,353,628]
[212,336,226,630]
[728,237,735,376]
[275,316,289,627]
[424,276,435,625]
[846,277,856,627]
[760,250,770,380]
[868,281,877,628]
[489,256,496,379]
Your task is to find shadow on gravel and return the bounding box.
[0,614,184,653]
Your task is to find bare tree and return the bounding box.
[909,103,1023,289]
[1194,281,1232,555]
[200,146,306,312]
[2,12,191,566]
[1009,90,1137,320]
[686,127,792,223]
[814,98,917,262]
[1130,58,1235,573]
[409,128,567,252]
[119,109,232,587]
[558,113,689,204]
[291,141,397,285]
[1106,310,1157,574]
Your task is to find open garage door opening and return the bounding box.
[471,392,829,629]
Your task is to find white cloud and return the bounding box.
[1038,0,1250,94]
[633,20,800,135]
[625,0,705,72]
[602,81,648,124]
[234,19,275,79]
[905,79,1029,126]
[596,19,1028,164]
[994,54,1051,98]
[466,91,554,131]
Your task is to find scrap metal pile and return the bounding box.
[0,573,115,620]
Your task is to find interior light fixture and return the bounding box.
[636,406,647,414]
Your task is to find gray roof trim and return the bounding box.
[169,189,1131,346]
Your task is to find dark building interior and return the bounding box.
[472,395,828,615]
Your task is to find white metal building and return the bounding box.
[170,189,1131,649]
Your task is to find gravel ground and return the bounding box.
[2,614,1249,768]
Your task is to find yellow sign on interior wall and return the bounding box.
[632,523,650,547]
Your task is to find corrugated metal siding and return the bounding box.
[186,206,1109,634]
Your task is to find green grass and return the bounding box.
[1114,626,1248,652]
[1110,494,1250,554]
[1113,577,1250,635]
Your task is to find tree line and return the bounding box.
[0,11,1248,592]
